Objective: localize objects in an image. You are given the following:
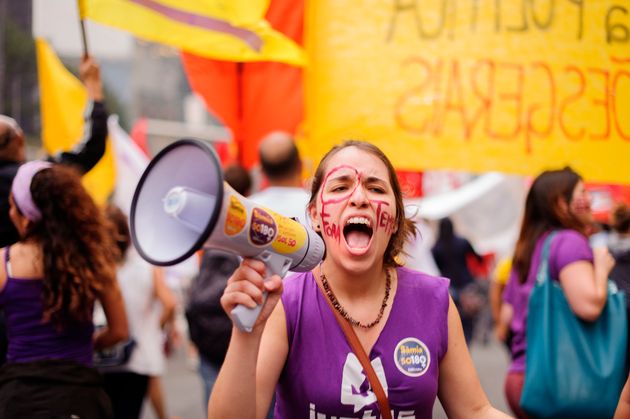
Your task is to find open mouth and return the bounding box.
[343,216,373,249]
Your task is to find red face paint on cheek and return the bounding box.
[372,200,396,234]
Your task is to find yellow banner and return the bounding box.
[302,1,630,184]
[81,0,305,66]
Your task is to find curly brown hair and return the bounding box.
[308,140,416,268]
[22,165,118,329]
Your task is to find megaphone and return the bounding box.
[130,139,325,332]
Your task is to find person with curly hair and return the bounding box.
[0,161,128,418]
[100,204,177,419]
[208,140,510,418]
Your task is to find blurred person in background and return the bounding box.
[0,162,127,418]
[608,202,630,366]
[185,163,253,412]
[432,217,484,344]
[0,55,107,248]
[249,131,309,224]
[0,55,109,366]
[490,256,512,345]
[500,167,615,418]
[99,204,177,419]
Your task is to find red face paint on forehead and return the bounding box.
[317,164,396,242]
[319,165,361,205]
[319,165,359,242]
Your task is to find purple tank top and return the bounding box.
[276,267,450,418]
[0,247,94,366]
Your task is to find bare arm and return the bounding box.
[489,280,504,325]
[560,248,614,322]
[93,278,128,350]
[495,302,513,343]
[615,375,630,419]
[152,267,177,329]
[207,259,286,419]
[438,295,513,419]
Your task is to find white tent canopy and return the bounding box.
[405,173,527,259]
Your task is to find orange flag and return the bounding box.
[181,0,304,168]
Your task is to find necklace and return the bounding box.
[320,267,391,329]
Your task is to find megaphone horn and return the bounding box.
[130,139,325,332]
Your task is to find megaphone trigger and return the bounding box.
[230,251,292,332]
[130,139,325,333]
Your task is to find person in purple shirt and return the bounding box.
[0,162,128,418]
[208,141,511,418]
[499,167,615,418]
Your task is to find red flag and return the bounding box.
[181,0,304,168]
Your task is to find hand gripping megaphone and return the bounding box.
[129,139,325,332]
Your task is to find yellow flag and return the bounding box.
[80,0,306,66]
[35,38,115,205]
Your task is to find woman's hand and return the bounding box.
[79,56,103,101]
[593,247,615,279]
[220,258,283,333]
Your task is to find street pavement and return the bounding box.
[141,335,511,419]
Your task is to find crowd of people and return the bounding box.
[0,56,629,419]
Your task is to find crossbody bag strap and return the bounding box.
[314,271,392,419]
[536,231,558,285]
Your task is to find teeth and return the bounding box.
[346,217,371,227]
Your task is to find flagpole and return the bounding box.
[77,0,89,57]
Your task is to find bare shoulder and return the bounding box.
[6,243,44,279]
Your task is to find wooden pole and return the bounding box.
[77,0,89,57]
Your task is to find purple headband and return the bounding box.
[11,160,52,222]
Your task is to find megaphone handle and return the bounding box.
[230,252,292,333]
[231,293,268,333]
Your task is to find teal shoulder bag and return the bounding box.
[520,232,628,419]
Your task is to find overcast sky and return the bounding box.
[33,0,133,59]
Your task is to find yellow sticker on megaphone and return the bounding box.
[271,212,307,255]
[224,196,247,236]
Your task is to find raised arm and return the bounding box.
[50,56,108,174]
[207,259,287,419]
[438,295,513,419]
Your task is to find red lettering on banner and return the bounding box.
[612,67,630,140]
[525,62,555,153]
[438,60,469,139]
[395,57,434,134]
[558,65,586,141]
[469,60,495,141]
[588,67,611,140]
[395,55,630,153]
